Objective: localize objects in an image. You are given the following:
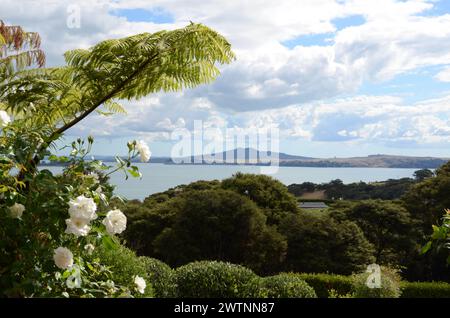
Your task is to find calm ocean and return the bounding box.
[42,164,419,200]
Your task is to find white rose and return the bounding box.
[65,218,91,237]
[53,247,74,269]
[135,140,151,163]
[68,195,97,221]
[0,110,11,127]
[134,275,146,294]
[84,244,95,255]
[9,203,25,219]
[102,209,127,235]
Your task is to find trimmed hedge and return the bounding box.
[101,255,448,298]
[258,273,317,298]
[296,273,353,298]
[140,257,175,297]
[174,261,258,298]
[296,273,450,298]
[401,281,450,298]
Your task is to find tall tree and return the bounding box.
[330,200,418,265]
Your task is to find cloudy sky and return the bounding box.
[2,0,450,157]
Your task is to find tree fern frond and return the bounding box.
[0,22,234,149]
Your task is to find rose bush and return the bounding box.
[0,125,152,297]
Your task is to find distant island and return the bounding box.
[42,148,449,169]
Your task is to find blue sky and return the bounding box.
[111,7,174,24]
[3,0,450,158]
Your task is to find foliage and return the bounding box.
[0,136,151,297]
[402,162,450,281]
[221,173,299,225]
[293,272,450,298]
[288,177,416,200]
[295,273,353,298]
[414,169,434,182]
[140,256,176,298]
[402,162,450,233]
[92,244,154,297]
[0,23,234,177]
[327,289,353,298]
[173,261,258,298]
[330,200,419,265]
[351,266,402,298]
[279,212,375,275]
[0,21,234,297]
[400,281,450,298]
[0,20,45,79]
[150,189,287,274]
[421,209,450,265]
[256,273,317,298]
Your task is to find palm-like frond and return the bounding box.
[0,20,45,78]
[0,23,234,144]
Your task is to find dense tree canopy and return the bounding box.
[279,212,375,275]
[330,200,418,265]
[125,188,287,274]
[402,161,450,234]
[413,169,434,182]
[221,173,299,225]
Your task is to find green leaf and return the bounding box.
[101,235,117,251]
[127,168,141,178]
[431,226,447,240]
[420,241,432,255]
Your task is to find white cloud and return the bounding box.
[435,66,450,82]
[2,0,450,152]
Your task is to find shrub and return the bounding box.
[296,273,353,298]
[173,261,258,298]
[140,257,175,298]
[93,244,154,297]
[257,273,317,298]
[400,281,450,298]
[351,266,402,298]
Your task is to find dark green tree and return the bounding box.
[413,169,434,182]
[128,188,287,274]
[330,200,418,265]
[402,161,450,233]
[279,212,375,275]
[221,173,299,225]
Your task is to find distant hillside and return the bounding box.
[170,149,448,169]
[172,148,314,164]
[280,154,449,169]
[41,151,449,169]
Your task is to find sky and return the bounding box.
[2,0,450,158]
